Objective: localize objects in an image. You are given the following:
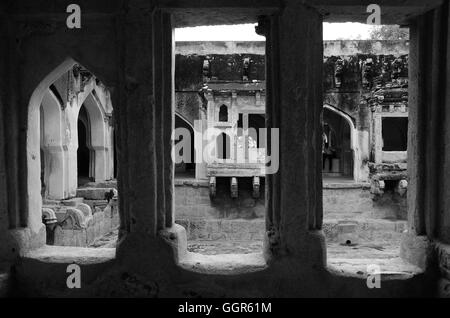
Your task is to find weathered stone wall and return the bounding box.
[175,182,407,241]
[175,180,265,220]
[175,92,201,127]
[0,0,447,299]
[174,41,410,183]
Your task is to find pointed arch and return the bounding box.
[27,58,77,232]
[40,89,65,200]
[79,93,109,182]
[323,104,360,181]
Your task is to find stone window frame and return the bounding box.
[12,1,445,284]
[218,104,229,122]
[373,110,409,164]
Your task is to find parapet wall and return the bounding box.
[175,40,409,56]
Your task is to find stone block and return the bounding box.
[61,197,84,206]
[76,188,110,200]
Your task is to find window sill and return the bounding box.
[178,251,267,275]
[327,257,423,280]
[22,245,115,265]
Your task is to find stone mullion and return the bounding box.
[161,11,175,229]
[5,18,21,228]
[400,3,450,268]
[440,0,450,243]
[257,14,281,242]
[275,2,325,262]
[0,16,10,231]
[311,18,324,231]
[122,5,158,236]
[265,15,281,234]
[425,7,445,239]
[114,12,130,238]
[152,9,166,231]
[407,18,427,236]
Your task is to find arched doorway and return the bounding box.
[216,132,231,160]
[77,105,92,186]
[27,59,114,232]
[322,106,355,180]
[77,92,109,184]
[174,114,195,178]
[39,90,65,200]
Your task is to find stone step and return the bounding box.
[76,188,113,200]
[80,180,117,189]
[61,197,84,206]
[43,199,61,205]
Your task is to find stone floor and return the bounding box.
[89,228,402,261]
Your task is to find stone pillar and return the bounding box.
[401,0,450,269]
[45,147,66,200]
[0,17,13,259]
[259,1,325,266]
[116,3,158,237]
[66,107,78,198]
[243,113,249,160]
[115,3,174,239]
[436,0,450,244]
[93,146,108,182]
[194,118,207,180]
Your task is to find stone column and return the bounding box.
[243,113,249,160]
[45,147,66,200]
[115,3,175,240]
[401,0,450,270]
[440,1,450,244]
[93,146,108,182]
[116,3,158,237]
[259,1,325,266]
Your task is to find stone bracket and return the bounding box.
[252,176,260,199]
[230,177,238,198]
[209,176,216,199]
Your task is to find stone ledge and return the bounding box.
[323,182,371,189]
[22,246,116,265]
[175,178,372,190]
[178,252,267,275]
[175,179,209,187]
[328,257,423,280]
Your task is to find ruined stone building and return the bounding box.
[38,65,118,247]
[0,0,450,298]
[174,40,409,185]
[172,40,409,255]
